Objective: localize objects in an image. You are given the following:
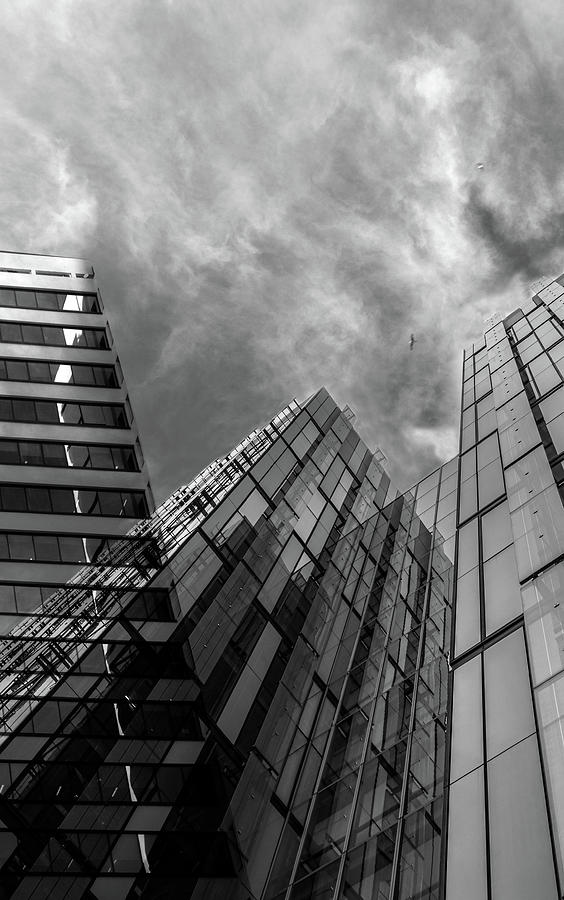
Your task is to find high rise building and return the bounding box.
[0,251,153,591]
[1,268,564,899]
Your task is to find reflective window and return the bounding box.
[511,484,564,580]
[484,545,521,634]
[547,412,564,455]
[458,475,477,523]
[0,358,119,387]
[457,519,478,578]
[0,321,108,348]
[450,655,482,782]
[522,563,564,685]
[537,674,564,884]
[481,501,512,561]
[484,629,535,759]
[0,484,148,518]
[0,287,99,312]
[445,767,487,900]
[478,458,504,510]
[0,397,129,428]
[540,385,564,423]
[0,438,138,470]
[488,735,558,900]
[455,567,480,655]
[505,446,553,513]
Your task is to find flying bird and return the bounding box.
[410,334,417,351]
[476,162,485,170]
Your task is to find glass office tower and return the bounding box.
[1,268,564,899]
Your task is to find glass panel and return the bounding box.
[395,801,442,900]
[460,448,476,483]
[484,545,521,635]
[477,433,499,469]
[540,385,564,423]
[340,827,396,900]
[445,767,487,900]
[499,413,541,466]
[496,391,530,430]
[484,629,535,759]
[455,567,480,656]
[522,562,564,686]
[481,500,512,561]
[457,519,478,578]
[511,484,564,581]
[458,475,477,523]
[488,735,558,900]
[477,458,504,509]
[450,655,482,783]
[505,446,553,513]
[537,673,564,884]
[547,412,564,455]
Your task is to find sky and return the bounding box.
[1,0,564,502]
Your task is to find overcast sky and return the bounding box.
[1,0,563,501]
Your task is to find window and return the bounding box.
[0,397,129,428]
[0,321,108,349]
[0,287,100,313]
[0,484,148,517]
[0,358,119,387]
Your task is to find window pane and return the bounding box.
[511,485,564,581]
[445,767,487,900]
[20,442,43,466]
[484,629,535,760]
[505,446,553,513]
[484,545,521,635]
[450,655,482,783]
[481,501,512,562]
[0,441,19,464]
[547,412,564,455]
[6,360,28,381]
[35,401,59,423]
[27,361,51,382]
[455,567,480,656]
[458,475,477,523]
[537,674,564,885]
[478,458,504,509]
[42,443,67,467]
[488,735,558,900]
[21,324,43,344]
[522,562,564,686]
[0,486,26,511]
[457,519,478,578]
[8,534,34,560]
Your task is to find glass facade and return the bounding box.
[2,262,564,897]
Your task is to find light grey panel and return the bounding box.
[450,654,483,783]
[488,735,558,900]
[445,766,487,900]
[484,629,535,760]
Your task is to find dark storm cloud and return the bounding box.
[1,0,564,497]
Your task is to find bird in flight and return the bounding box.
[476,162,485,170]
[410,334,417,351]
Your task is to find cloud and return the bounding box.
[0,0,563,499]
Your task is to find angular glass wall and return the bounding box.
[0,385,456,900]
